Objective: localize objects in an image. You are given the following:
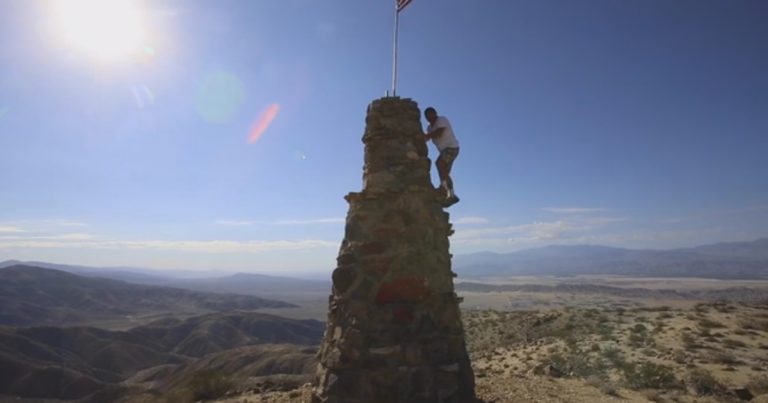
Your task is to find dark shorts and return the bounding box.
[437,147,459,170]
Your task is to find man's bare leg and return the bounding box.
[436,158,458,206]
[436,158,449,194]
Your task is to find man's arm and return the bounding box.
[425,127,446,141]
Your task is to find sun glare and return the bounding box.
[49,0,148,62]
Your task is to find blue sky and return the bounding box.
[0,0,766,274]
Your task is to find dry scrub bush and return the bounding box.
[670,349,687,364]
[747,375,768,395]
[657,312,674,320]
[739,319,768,332]
[697,318,724,329]
[628,329,656,349]
[642,390,664,402]
[685,368,727,396]
[711,302,736,313]
[586,375,620,397]
[711,351,742,365]
[681,332,703,350]
[722,338,747,349]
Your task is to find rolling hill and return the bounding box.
[0,265,296,327]
[0,312,324,401]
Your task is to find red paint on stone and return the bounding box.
[392,306,415,324]
[375,276,430,304]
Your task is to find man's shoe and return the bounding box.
[443,195,460,207]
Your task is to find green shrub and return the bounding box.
[549,352,591,378]
[601,346,625,367]
[623,362,679,390]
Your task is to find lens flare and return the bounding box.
[195,71,245,123]
[130,84,155,108]
[248,103,280,144]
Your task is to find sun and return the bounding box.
[49,0,148,62]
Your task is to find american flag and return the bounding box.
[397,0,413,12]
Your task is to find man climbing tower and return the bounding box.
[424,106,460,207]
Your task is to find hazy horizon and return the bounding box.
[3,236,767,276]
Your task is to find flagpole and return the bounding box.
[391,5,400,97]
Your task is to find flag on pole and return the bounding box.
[397,0,413,12]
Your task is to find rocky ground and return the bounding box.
[162,300,768,403]
[465,301,768,402]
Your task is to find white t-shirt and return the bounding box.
[427,116,460,151]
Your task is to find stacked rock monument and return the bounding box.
[313,97,476,403]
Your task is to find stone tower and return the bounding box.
[313,97,476,403]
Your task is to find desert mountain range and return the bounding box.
[454,238,768,279]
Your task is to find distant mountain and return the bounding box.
[686,238,768,259]
[454,238,768,279]
[0,260,331,296]
[0,311,323,401]
[0,265,295,326]
[0,260,229,283]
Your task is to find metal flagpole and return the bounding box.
[391,4,400,97]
